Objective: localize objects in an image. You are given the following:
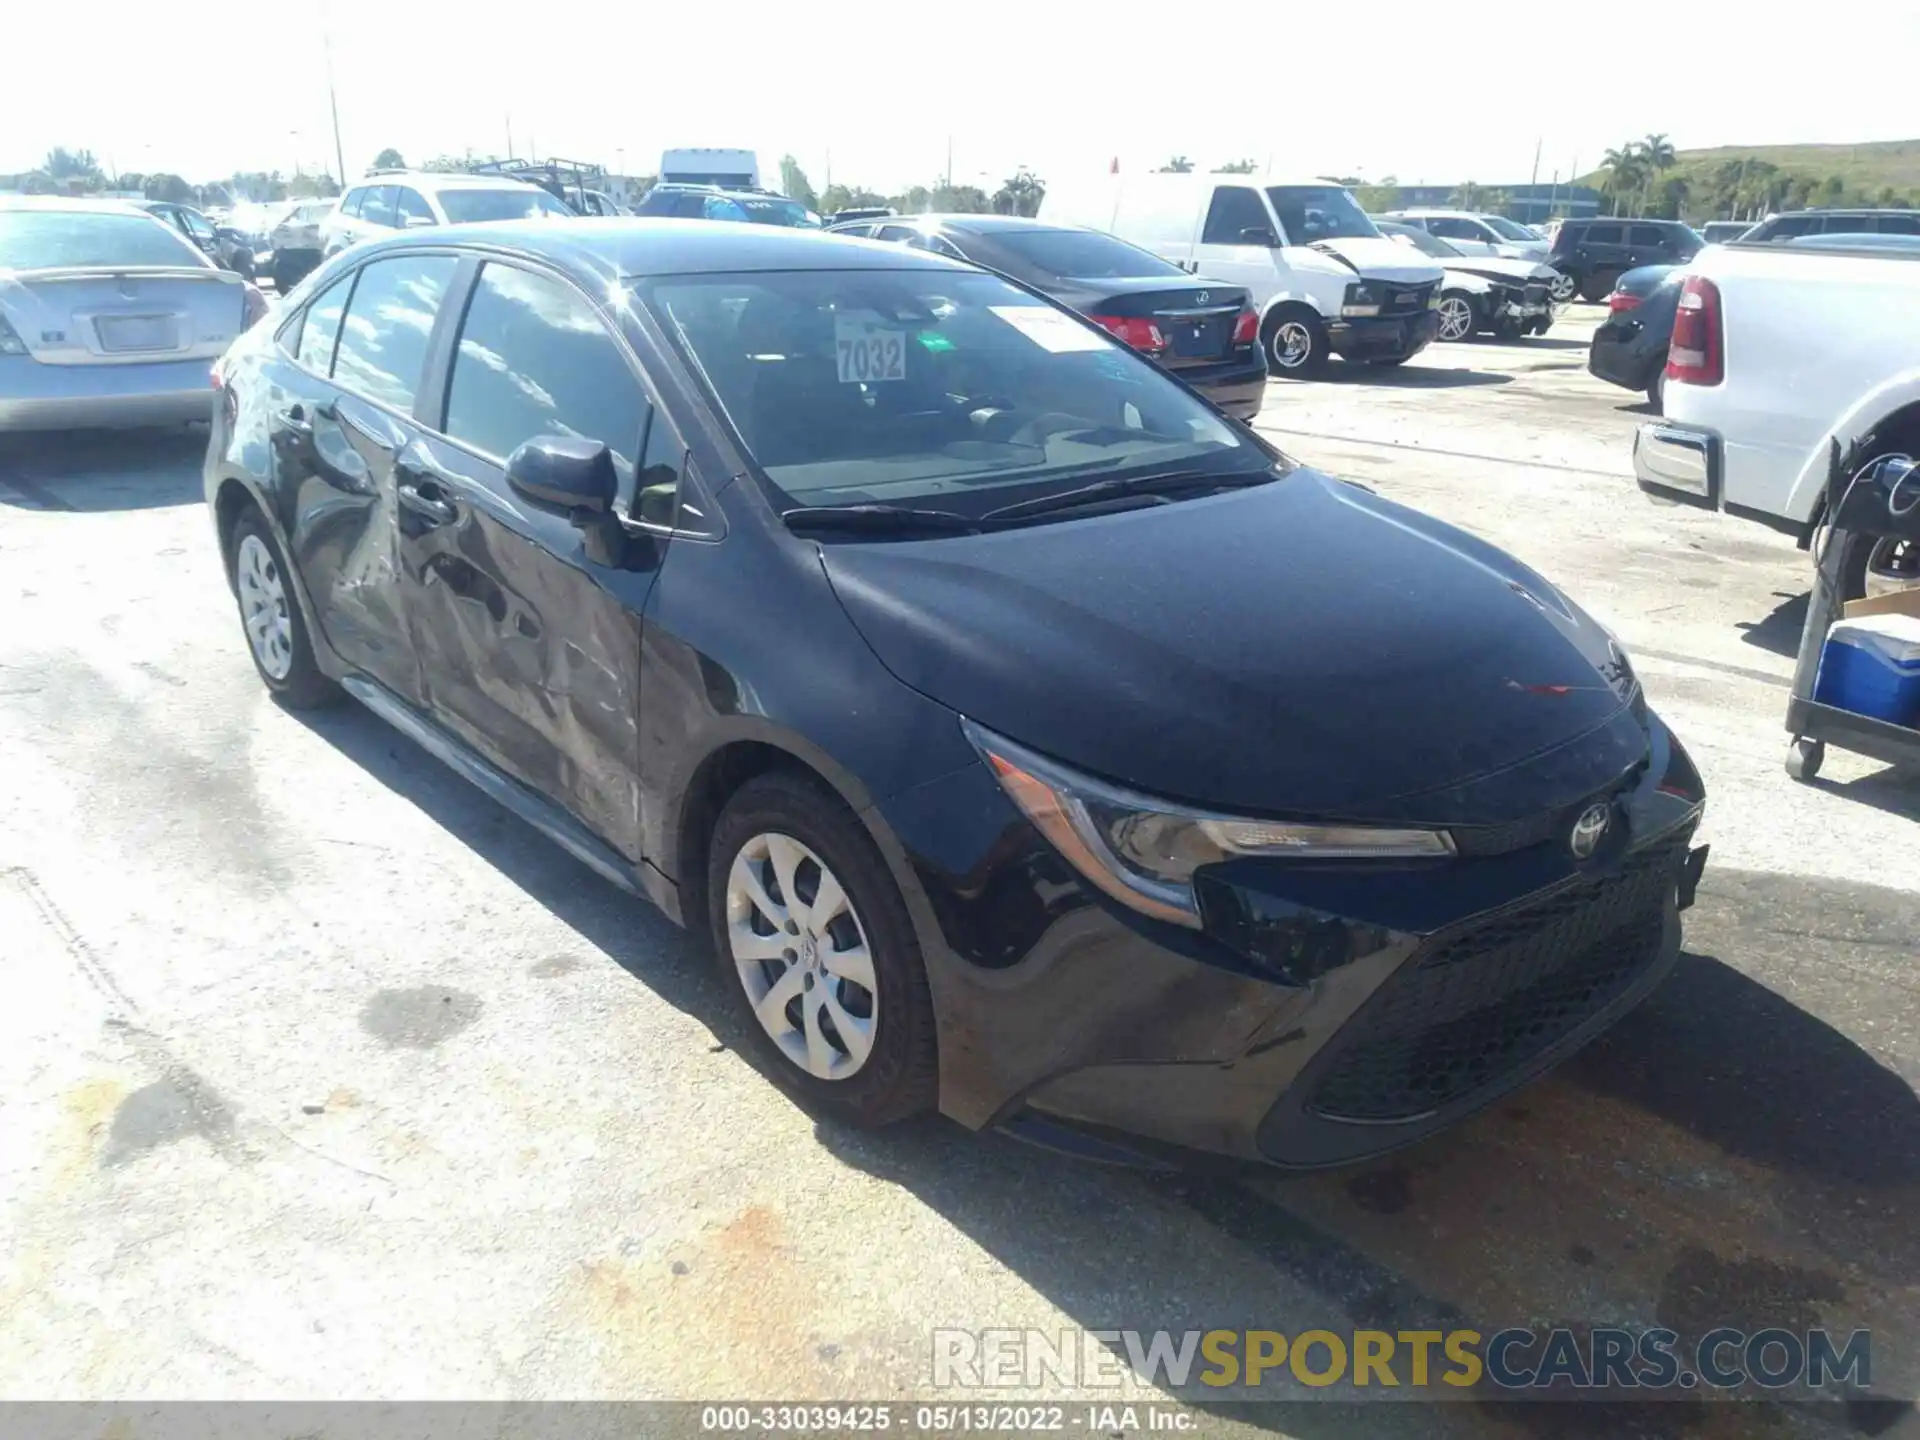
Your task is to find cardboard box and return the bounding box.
[1844,584,1920,622]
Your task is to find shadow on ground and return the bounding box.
[0,427,207,512]
[281,708,1920,1437]
[1332,365,1514,390]
[1496,336,1593,353]
[1739,590,1811,658]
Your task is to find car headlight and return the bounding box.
[1427,288,1444,309]
[964,720,1455,929]
[1341,281,1383,318]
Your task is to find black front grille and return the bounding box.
[1307,838,1686,1122]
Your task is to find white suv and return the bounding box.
[321,172,574,257]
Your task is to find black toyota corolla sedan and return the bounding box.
[205,222,1707,1169]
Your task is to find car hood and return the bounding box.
[1305,237,1445,285]
[820,471,1646,824]
[1444,257,1557,285]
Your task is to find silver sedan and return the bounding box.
[0,196,267,431]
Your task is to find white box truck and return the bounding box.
[1041,174,1445,378]
[658,149,763,190]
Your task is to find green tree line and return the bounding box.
[1593,134,1920,221]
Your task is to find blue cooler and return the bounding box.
[1813,614,1920,725]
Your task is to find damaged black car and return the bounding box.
[205,221,1708,1169]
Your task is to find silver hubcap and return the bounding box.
[236,533,294,680]
[1549,273,1575,302]
[1437,296,1474,341]
[726,832,876,1081]
[1270,320,1313,369]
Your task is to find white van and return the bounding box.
[659,148,762,189]
[1041,174,1445,377]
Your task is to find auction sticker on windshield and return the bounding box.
[990,305,1109,353]
[834,313,907,383]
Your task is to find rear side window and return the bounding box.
[1583,223,1623,244]
[1201,187,1271,245]
[361,186,400,228]
[396,188,435,226]
[330,254,459,411]
[1872,214,1920,234]
[1760,214,1819,239]
[442,262,644,477]
[833,223,874,238]
[981,227,1182,278]
[1427,217,1485,241]
[294,275,352,371]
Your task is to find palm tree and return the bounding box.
[1600,145,1645,216]
[1159,156,1194,174]
[1636,133,1677,211]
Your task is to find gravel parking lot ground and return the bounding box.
[2,307,1915,1436]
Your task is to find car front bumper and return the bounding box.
[879,717,1707,1170]
[1633,418,1722,509]
[0,356,215,431]
[1326,309,1441,363]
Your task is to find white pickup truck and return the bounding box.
[1632,239,1920,597]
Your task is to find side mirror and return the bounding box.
[1239,226,1280,247]
[506,436,617,519]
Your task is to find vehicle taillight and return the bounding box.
[1091,314,1167,354]
[1231,305,1259,345]
[242,283,269,328]
[1608,290,1642,313]
[1667,275,1723,386]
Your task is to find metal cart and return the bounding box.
[1784,440,1920,781]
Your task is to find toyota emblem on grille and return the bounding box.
[1569,803,1611,860]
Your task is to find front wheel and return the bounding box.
[1435,292,1478,343]
[707,770,938,1127]
[1262,306,1329,379]
[1548,272,1577,304]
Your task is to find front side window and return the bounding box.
[396,188,435,226]
[330,254,458,411]
[1425,217,1484,241]
[1265,187,1378,242]
[0,210,207,269]
[1383,225,1458,260]
[643,268,1258,513]
[178,208,216,241]
[295,274,352,371]
[442,263,644,481]
[1481,215,1536,241]
[434,188,573,224]
[1200,187,1272,245]
[340,189,366,218]
[360,186,400,228]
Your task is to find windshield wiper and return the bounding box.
[781,503,982,537]
[980,468,1276,524]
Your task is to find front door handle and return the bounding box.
[396,477,456,526]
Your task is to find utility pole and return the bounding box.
[506,114,515,161]
[321,0,347,184]
[944,136,953,190]
[1528,135,1541,205]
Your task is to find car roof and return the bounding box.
[350,172,547,192]
[343,218,965,279]
[0,195,151,215]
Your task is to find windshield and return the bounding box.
[1265,186,1379,243]
[0,210,208,270]
[436,188,574,224]
[738,197,820,228]
[981,227,1185,279]
[1481,215,1536,241]
[1383,225,1460,259]
[641,268,1261,513]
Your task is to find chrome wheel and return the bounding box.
[1866,537,1917,599]
[1436,295,1475,342]
[1548,272,1576,304]
[725,831,877,1081]
[1269,318,1315,370]
[236,533,293,680]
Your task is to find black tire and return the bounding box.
[1548,271,1577,304]
[1261,305,1329,379]
[1836,526,1877,604]
[1786,738,1825,782]
[227,507,340,709]
[706,769,938,1127]
[1577,275,1614,303]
